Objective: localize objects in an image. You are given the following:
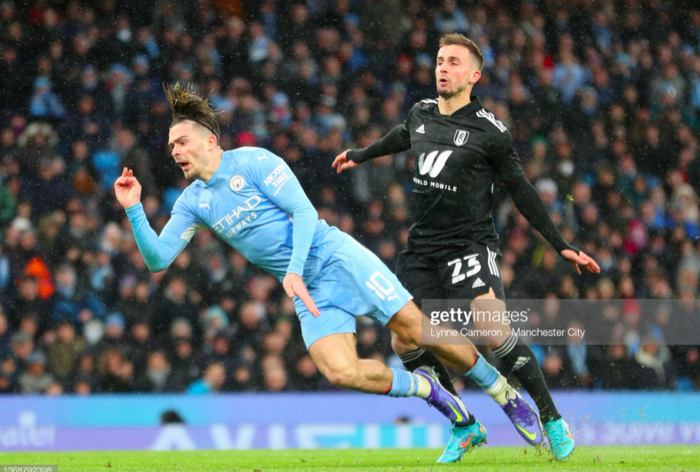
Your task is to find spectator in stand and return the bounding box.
[188,362,226,395]
[29,78,66,119]
[52,264,106,328]
[19,351,54,394]
[47,320,86,382]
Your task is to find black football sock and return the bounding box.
[399,348,476,426]
[493,332,561,424]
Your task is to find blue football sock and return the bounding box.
[386,368,418,397]
[465,354,500,391]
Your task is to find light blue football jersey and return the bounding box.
[126,147,346,283]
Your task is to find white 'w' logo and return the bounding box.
[476,109,507,132]
[418,150,453,177]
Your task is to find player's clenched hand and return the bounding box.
[283,273,321,317]
[332,150,360,174]
[114,167,142,209]
[560,249,601,275]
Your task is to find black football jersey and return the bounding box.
[397,96,525,257]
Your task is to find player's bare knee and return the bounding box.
[475,319,510,346]
[391,333,417,356]
[471,293,508,346]
[395,326,422,349]
[471,293,496,310]
[471,293,503,317]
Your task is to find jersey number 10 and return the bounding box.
[366,272,399,301]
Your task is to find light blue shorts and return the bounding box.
[295,236,413,349]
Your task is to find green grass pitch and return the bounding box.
[0,446,698,471]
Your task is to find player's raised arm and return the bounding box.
[115,167,197,272]
[332,123,412,173]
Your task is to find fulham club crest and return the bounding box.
[229,175,245,192]
[454,129,469,146]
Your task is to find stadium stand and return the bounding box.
[0,0,699,395]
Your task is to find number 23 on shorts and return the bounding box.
[447,254,481,285]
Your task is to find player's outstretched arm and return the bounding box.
[504,175,600,275]
[332,123,411,173]
[115,167,194,272]
[486,131,600,275]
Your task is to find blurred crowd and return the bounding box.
[1,0,700,396]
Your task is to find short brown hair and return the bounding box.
[163,82,221,140]
[439,33,484,71]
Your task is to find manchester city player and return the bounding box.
[333,34,601,461]
[114,83,541,463]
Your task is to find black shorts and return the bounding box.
[396,243,505,309]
